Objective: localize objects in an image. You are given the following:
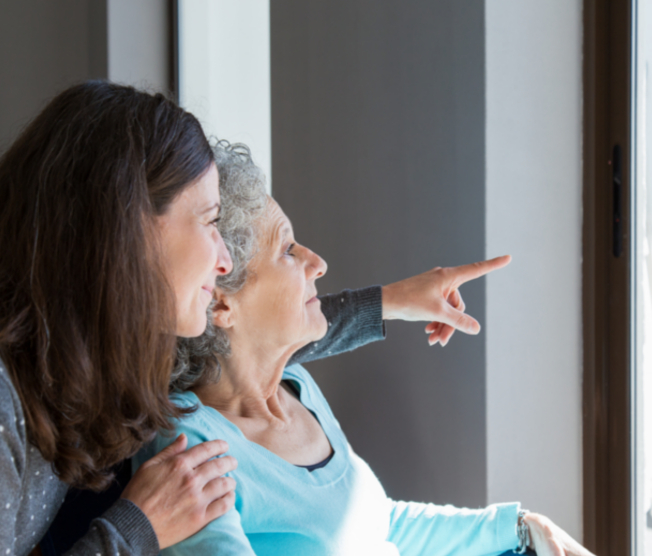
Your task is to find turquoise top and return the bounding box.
[133,365,520,556]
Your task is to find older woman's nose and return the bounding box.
[308,250,327,279]
[216,233,234,275]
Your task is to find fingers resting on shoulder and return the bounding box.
[121,435,238,549]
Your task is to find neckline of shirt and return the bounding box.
[177,365,350,486]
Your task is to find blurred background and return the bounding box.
[0,0,583,543]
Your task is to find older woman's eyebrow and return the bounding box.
[271,223,292,247]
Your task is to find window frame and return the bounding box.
[582,0,633,554]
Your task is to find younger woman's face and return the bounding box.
[157,163,233,337]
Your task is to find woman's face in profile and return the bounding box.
[227,197,329,351]
[156,163,233,337]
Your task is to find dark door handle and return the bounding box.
[612,144,623,257]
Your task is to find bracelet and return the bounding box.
[515,509,530,554]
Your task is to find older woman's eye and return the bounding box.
[285,243,296,256]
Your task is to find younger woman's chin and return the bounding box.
[175,316,209,338]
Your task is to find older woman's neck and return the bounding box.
[193,342,297,421]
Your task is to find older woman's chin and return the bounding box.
[316,319,329,340]
[313,313,329,341]
[297,313,329,349]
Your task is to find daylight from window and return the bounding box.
[633,2,652,554]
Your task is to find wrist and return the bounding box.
[381,284,399,320]
[521,512,539,550]
[516,509,533,553]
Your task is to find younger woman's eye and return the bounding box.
[285,243,296,256]
[210,216,221,227]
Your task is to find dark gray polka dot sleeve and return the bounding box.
[0,366,159,556]
[290,285,386,365]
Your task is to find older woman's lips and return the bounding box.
[306,296,319,304]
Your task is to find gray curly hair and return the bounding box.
[171,140,268,391]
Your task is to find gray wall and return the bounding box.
[0,0,107,151]
[271,0,487,506]
[0,0,169,153]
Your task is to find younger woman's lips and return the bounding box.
[306,296,319,304]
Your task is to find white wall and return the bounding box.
[178,0,271,190]
[485,0,583,540]
[107,0,170,91]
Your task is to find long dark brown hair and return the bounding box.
[0,81,214,490]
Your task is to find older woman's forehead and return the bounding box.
[262,199,293,244]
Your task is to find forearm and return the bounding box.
[387,500,520,556]
[63,500,159,556]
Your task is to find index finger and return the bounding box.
[450,255,511,287]
[182,439,230,468]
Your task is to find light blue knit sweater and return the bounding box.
[134,365,520,556]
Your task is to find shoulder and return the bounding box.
[0,361,26,444]
[163,390,217,445]
[0,359,27,478]
[135,390,231,469]
[0,361,20,411]
[163,390,218,436]
[169,389,202,411]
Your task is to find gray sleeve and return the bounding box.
[0,376,22,556]
[289,285,386,365]
[63,499,159,556]
[0,369,159,556]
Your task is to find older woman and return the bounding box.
[134,142,591,556]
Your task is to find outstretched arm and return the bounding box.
[290,255,512,366]
[381,255,511,346]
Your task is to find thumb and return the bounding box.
[142,433,188,467]
[442,305,481,335]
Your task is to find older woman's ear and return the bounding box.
[211,291,235,329]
